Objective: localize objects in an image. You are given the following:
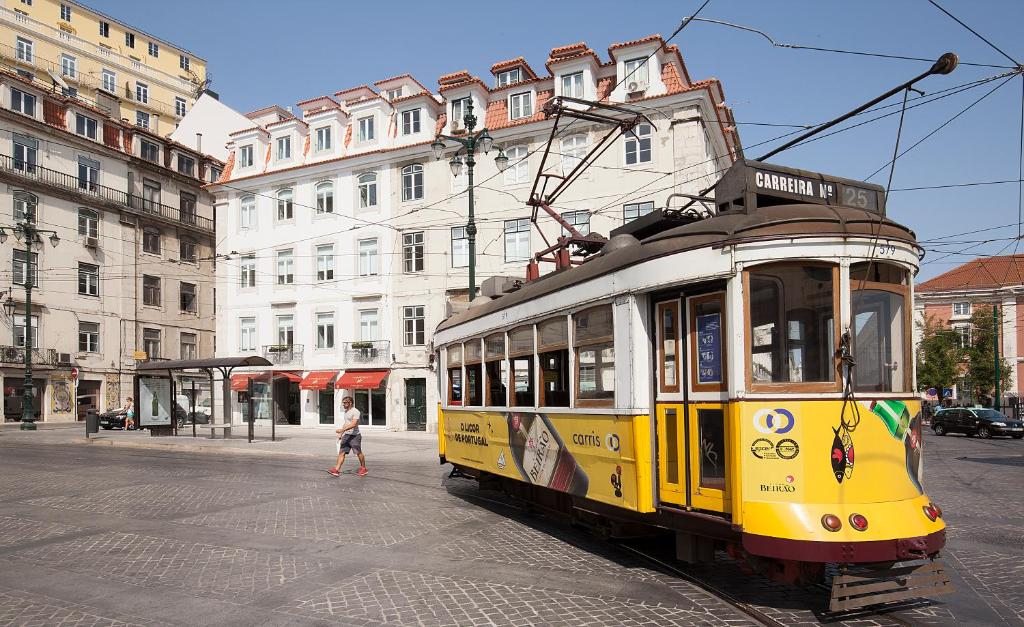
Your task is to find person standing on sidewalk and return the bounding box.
[327,396,367,477]
[124,397,136,431]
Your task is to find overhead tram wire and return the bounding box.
[925,0,1022,69]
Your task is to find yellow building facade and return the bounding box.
[0,0,207,135]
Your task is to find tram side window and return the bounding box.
[447,344,463,405]
[465,339,483,406]
[850,262,909,393]
[485,333,508,406]
[538,316,570,407]
[748,264,836,386]
[575,305,615,406]
[509,325,536,406]
[657,301,681,394]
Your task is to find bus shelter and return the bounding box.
[135,356,272,441]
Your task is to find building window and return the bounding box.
[624,201,655,221]
[78,262,99,296]
[239,145,254,168]
[316,126,331,151]
[180,333,197,360]
[276,249,294,285]
[239,317,256,351]
[358,172,377,208]
[625,123,652,165]
[509,92,533,120]
[401,164,424,201]
[78,156,99,191]
[276,188,293,220]
[359,309,379,341]
[451,97,470,128]
[358,116,374,142]
[180,282,197,313]
[136,111,150,129]
[77,208,98,238]
[240,195,255,230]
[403,232,424,273]
[239,254,256,288]
[561,134,587,175]
[277,315,294,346]
[60,54,76,78]
[142,179,160,210]
[140,139,159,162]
[403,306,425,346]
[316,181,334,214]
[13,191,36,223]
[451,227,468,268]
[180,55,189,71]
[59,3,71,19]
[142,275,161,306]
[496,68,521,87]
[10,88,36,116]
[953,302,971,317]
[504,145,529,185]
[561,210,591,236]
[953,324,971,348]
[401,109,421,135]
[276,136,291,161]
[209,167,222,183]
[177,154,195,176]
[179,238,196,263]
[12,249,37,286]
[148,41,159,58]
[99,21,109,37]
[316,312,334,349]
[624,57,650,88]
[79,321,99,352]
[101,69,115,93]
[386,88,402,101]
[316,244,334,281]
[175,97,186,117]
[561,71,584,98]
[504,218,531,262]
[15,37,33,63]
[125,32,135,48]
[142,229,160,254]
[142,328,160,359]
[358,239,379,276]
[135,82,148,104]
[13,134,37,173]
[13,315,38,349]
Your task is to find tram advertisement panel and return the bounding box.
[441,409,645,511]
[740,400,924,504]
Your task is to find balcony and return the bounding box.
[343,341,390,367]
[0,345,58,367]
[0,154,214,233]
[263,344,303,366]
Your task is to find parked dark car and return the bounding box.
[98,408,134,430]
[932,407,1024,439]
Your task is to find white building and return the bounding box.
[211,35,740,432]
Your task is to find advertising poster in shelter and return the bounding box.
[138,376,172,426]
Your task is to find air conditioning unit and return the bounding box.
[451,120,462,131]
[57,352,73,366]
[84,236,98,249]
[627,80,648,94]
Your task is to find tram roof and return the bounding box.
[437,203,917,334]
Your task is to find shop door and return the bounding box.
[406,378,426,431]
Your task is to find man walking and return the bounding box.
[327,396,367,477]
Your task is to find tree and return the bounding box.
[915,314,964,395]
[965,305,1012,402]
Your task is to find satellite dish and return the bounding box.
[47,69,69,92]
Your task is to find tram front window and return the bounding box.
[748,263,836,385]
[851,262,909,392]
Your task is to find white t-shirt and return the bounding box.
[343,407,361,434]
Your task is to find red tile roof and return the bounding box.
[296,95,340,109]
[374,73,431,94]
[215,150,235,185]
[484,88,554,131]
[608,34,665,58]
[918,255,1024,292]
[490,57,539,80]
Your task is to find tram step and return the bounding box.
[828,560,953,613]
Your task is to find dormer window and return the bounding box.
[451,98,470,129]
[11,88,36,117]
[177,154,195,176]
[75,113,97,140]
[358,116,375,142]
[623,57,650,91]
[561,71,584,98]
[509,92,533,120]
[315,126,331,151]
[401,109,421,135]
[140,139,159,162]
[387,88,402,101]
[239,144,254,168]
[276,136,291,161]
[496,68,521,87]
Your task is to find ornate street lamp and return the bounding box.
[432,101,509,301]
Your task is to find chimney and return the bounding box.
[196,132,202,152]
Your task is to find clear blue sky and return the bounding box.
[89,0,1024,281]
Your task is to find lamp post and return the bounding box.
[0,219,60,430]
[432,101,509,301]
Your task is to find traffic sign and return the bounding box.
[70,367,79,380]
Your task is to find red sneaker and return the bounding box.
[356,467,368,477]
[326,468,340,477]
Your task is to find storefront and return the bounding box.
[335,370,389,428]
[299,370,339,426]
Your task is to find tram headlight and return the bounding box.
[849,513,869,531]
[821,514,842,532]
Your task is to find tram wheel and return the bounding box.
[933,424,946,436]
[978,426,992,439]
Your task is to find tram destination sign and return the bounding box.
[754,169,880,212]
[717,160,885,215]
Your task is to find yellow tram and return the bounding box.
[434,160,950,610]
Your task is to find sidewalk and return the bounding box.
[0,422,439,462]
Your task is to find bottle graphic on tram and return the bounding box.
[507,412,589,497]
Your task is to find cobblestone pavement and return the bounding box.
[0,431,1017,625]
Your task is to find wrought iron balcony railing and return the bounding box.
[0,345,57,366]
[343,340,390,367]
[263,344,303,365]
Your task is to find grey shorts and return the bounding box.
[338,433,362,454]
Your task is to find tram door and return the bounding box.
[654,293,731,514]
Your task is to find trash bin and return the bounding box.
[85,409,99,435]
